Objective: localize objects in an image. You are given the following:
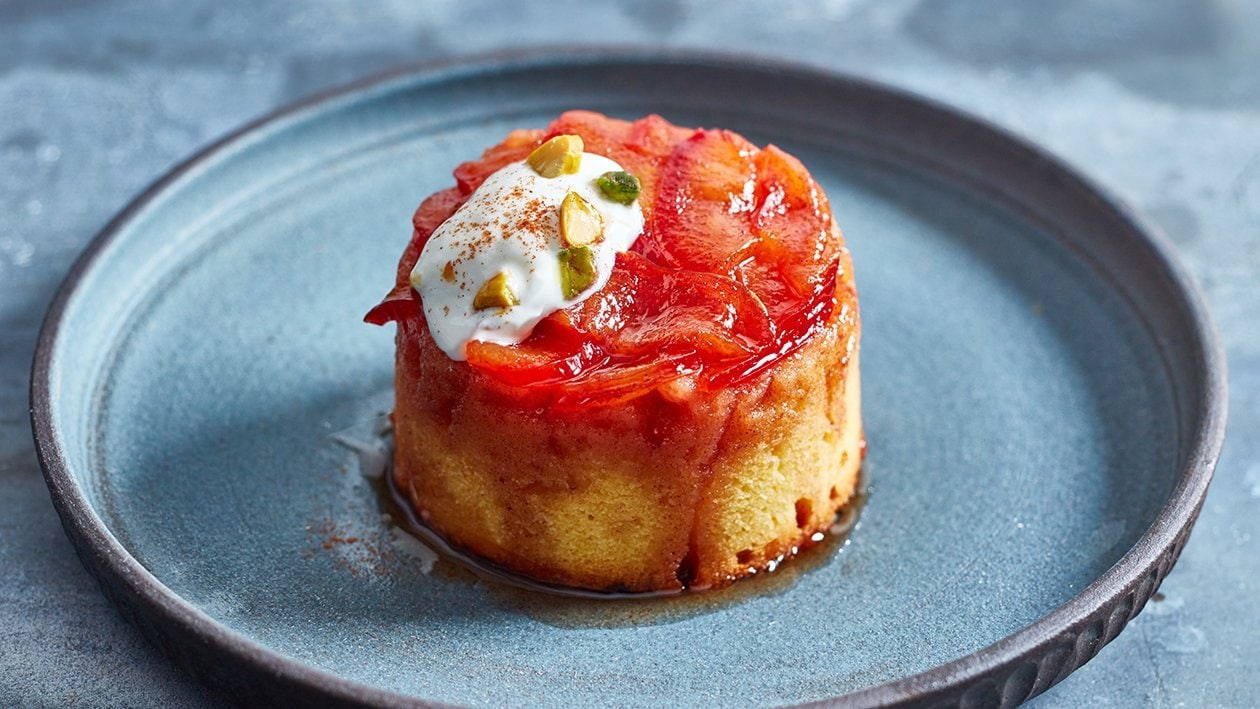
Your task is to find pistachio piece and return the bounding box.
[558,246,597,299]
[595,170,641,205]
[526,134,584,177]
[559,192,604,247]
[472,271,519,310]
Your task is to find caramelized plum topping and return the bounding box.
[370,111,845,406]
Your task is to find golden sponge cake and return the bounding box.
[368,111,862,593]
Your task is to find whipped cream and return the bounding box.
[411,155,643,360]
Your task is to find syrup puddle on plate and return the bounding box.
[333,416,867,625]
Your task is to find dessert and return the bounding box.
[366,111,862,593]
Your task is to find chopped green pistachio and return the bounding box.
[559,192,604,247]
[472,271,519,310]
[526,135,583,177]
[558,246,597,299]
[595,170,641,205]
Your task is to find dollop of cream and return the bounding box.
[411,155,643,360]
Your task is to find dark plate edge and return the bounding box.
[28,47,1228,709]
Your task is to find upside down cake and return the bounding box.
[366,111,862,593]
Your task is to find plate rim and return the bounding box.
[29,47,1228,708]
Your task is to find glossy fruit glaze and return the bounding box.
[367,111,847,407]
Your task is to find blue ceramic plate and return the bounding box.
[32,51,1225,707]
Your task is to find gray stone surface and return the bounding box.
[1,1,1255,706]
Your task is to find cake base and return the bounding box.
[391,305,861,593]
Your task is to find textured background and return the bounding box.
[1,1,1257,706]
